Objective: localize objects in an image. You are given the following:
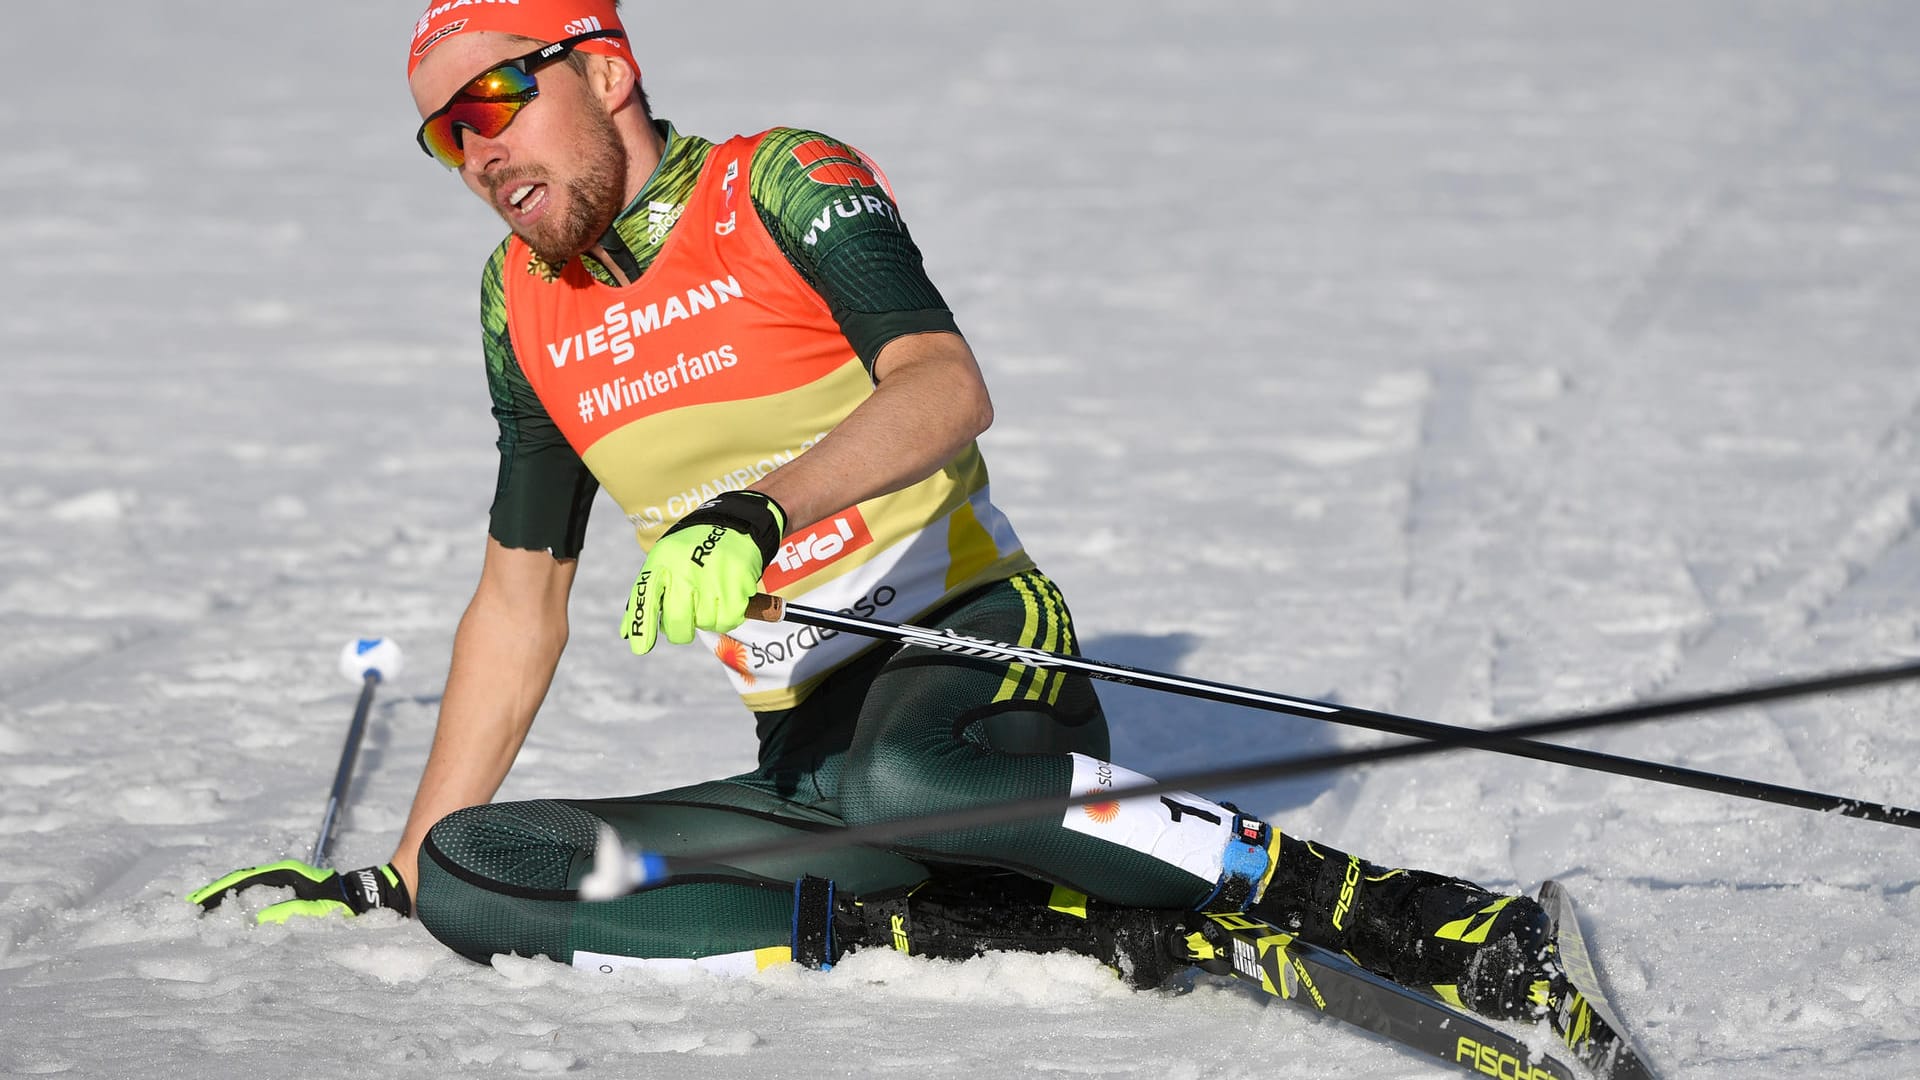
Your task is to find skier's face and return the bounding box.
[409,32,629,265]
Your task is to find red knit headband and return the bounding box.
[408,0,637,80]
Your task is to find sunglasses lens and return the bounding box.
[463,64,537,102]
[421,102,524,167]
[418,65,539,168]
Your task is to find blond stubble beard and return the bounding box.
[514,103,629,266]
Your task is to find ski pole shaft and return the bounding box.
[745,595,1920,828]
[589,665,1920,901]
[310,671,379,866]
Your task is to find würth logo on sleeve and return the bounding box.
[790,140,902,247]
[761,509,874,591]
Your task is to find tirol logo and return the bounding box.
[760,507,874,591]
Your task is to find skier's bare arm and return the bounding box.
[752,330,993,533]
[388,536,577,896]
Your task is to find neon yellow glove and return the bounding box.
[188,860,410,924]
[622,491,786,655]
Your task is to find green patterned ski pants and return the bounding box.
[415,570,1223,965]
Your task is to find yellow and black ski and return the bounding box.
[824,868,1657,1078]
[1535,880,1659,1080]
[1184,910,1581,1078]
[1182,903,1659,1080]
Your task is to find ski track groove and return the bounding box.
[1373,150,1716,866]
[1359,70,1893,890]
[1647,481,1920,700]
[0,836,156,965]
[1602,181,1746,347]
[1563,44,1920,806]
[1619,875,1920,896]
[1502,66,1818,710]
[0,623,170,706]
[1459,77,1920,852]
[1395,128,1748,684]
[1629,394,1920,803]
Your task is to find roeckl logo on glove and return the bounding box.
[687,526,728,567]
[628,571,652,634]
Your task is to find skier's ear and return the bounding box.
[587,52,637,115]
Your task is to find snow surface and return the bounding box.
[6,1,1920,1077]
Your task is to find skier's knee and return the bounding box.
[421,800,597,886]
[415,800,601,963]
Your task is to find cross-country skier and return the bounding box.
[194,0,1560,1020]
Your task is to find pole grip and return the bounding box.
[747,593,785,622]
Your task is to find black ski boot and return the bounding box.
[1251,836,1558,1020]
[819,869,1188,990]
